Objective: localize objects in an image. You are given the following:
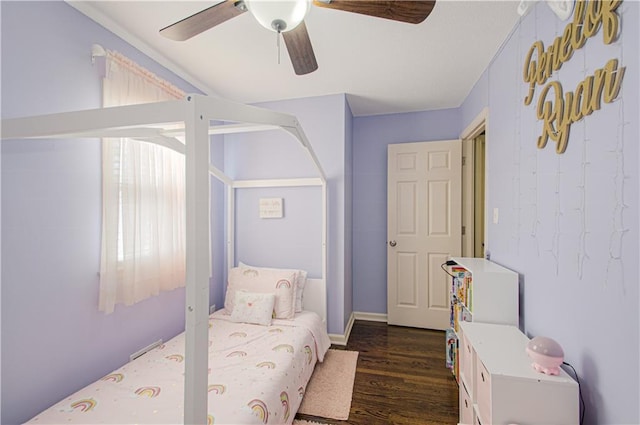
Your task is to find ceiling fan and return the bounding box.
[160,0,436,76]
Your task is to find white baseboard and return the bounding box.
[328,312,355,346]
[353,311,388,323]
[328,311,388,346]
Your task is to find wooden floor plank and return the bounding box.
[296,320,459,424]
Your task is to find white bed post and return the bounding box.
[184,96,210,425]
[227,185,235,272]
[321,182,328,283]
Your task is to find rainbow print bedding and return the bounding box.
[26,310,331,424]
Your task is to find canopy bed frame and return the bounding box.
[1,93,328,424]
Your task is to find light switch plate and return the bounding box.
[493,208,499,224]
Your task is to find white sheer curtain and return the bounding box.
[99,51,186,313]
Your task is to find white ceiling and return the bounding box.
[70,0,521,117]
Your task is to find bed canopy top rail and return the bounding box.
[1,99,186,140]
[232,177,324,188]
[2,94,326,182]
[1,93,327,425]
[3,95,308,145]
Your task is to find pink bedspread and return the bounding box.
[27,311,331,425]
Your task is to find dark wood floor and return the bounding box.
[297,320,459,425]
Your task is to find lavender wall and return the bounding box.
[225,94,351,335]
[352,109,461,313]
[0,2,216,424]
[460,2,639,423]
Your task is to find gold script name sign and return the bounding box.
[522,0,625,153]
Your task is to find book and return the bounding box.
[445,328,457,370]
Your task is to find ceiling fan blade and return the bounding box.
[312,0,436,24]
[160,0,247,41]
[282,22,318,76]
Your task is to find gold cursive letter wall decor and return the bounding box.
[523,0,625,153]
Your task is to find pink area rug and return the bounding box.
[297,349,359,421]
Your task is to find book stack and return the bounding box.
[446,266,477,382]
[450,267,473,333]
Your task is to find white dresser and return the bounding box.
[458,321,579,425]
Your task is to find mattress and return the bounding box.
[26,310,331,425]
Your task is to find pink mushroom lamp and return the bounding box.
[526,336,564,375]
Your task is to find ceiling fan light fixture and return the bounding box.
[245,0,311,33]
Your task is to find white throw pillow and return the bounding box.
[230,291,275,326]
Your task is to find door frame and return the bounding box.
[460,107,489,258]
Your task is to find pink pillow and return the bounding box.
[225,267,297,319]
[238,262,307,312]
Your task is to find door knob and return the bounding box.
[389,240,397,247]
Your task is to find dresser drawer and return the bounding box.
[459,380,474,425]
[475,357,491,424]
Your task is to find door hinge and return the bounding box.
[462,226,466,235]
[462,156,466,166]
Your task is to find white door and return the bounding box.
[387,140,462,329]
